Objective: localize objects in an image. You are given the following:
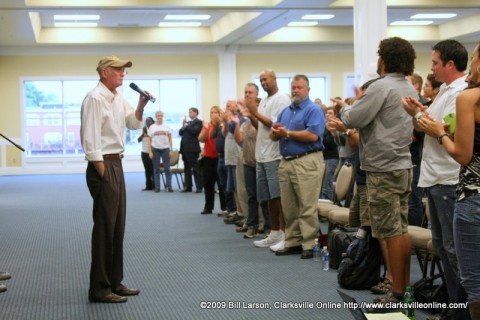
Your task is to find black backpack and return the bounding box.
[337,232,382,290]
[412,277,449,313]
[327,227,357,270]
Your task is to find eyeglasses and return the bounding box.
[108,67,128,75]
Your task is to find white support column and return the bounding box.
[217,45,238,106]
[353,0,387,86]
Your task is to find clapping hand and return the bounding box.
[327,118,346,133]
[401,96,427,117]
[416,116,447,138]
[230,112,240,125]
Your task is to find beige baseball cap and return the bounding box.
[96,55,132,72]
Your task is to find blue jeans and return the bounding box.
[244,164,270,229]
[217,157,235,212]
[226,165,237,193]
[454,194,480,301]
[153,147,171,189]
[425,184,469,319]
[321,158,339,201]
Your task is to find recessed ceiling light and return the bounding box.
[164,14,210,20]
[411,13,457,19]
[390,20,433,26]
[54,22,98,27]
[54,15,100,21]
[158,22,202,27]
[302,14,334,20]
[288,21,318,27]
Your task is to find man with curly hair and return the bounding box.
[337,37,417,310]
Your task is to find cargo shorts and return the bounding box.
[366,169,412,239]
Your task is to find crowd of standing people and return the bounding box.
[76,36,480,319]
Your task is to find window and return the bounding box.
[253,74,330,105]
[22,77,199,157]
[344,74,356,99]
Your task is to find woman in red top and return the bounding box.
[199,106,226,214]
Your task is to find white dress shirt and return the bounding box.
[80,81,142,162]
[418,75,467,187]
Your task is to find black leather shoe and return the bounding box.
[89,293,127,303]
[114,287,140,296]
[0,272,11,281]
[0,284,6,293]
[181,189,192,193]
[301,250,313,259]
[195,189,203,193]
[275,245,303,256]
[201,210,213,214]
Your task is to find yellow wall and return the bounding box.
[236,51,433,99]
[0,50,434,169]
[6,146,22,167]
[237,52,354,98]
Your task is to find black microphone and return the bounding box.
[129,82,156,103]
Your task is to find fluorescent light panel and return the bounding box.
[302,14,334,20]
[158,21,202,27]
[54,22,98,27]
[288,21,318,27]
[164,14,210,20]
[54,15,99,20]
[411,13,456,19]
[390,20,433,26]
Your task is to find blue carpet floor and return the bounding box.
[0,173,440,320]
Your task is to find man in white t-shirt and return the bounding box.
[402,39,469,320]
[246,69,291,251]
[148,111,173,192]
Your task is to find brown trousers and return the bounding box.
[86,159,126,297]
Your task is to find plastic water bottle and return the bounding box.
[321,246,329,270]
[313,239,321,262]
[404,286,415,320]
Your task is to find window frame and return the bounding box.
[20,75,201,167]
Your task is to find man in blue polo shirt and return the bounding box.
[270,74,325,259]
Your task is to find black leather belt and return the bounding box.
[217,153,224,158]
[103,154,124,160]
[283,149,321,161]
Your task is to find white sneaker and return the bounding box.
[269,240,285,252]
[253,232,284,248]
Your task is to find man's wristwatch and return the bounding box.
[437,133,449,145]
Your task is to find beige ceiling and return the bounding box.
[0,0,479,54]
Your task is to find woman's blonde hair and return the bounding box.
[210,105,222,114]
